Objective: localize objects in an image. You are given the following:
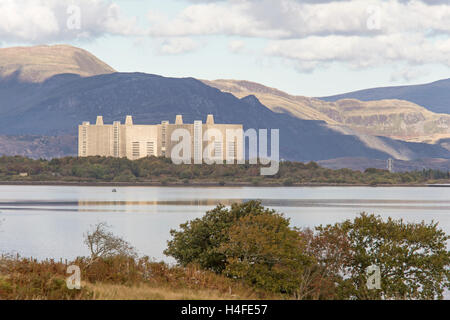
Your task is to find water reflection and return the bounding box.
[1,198,450,212]
[0,186,449,264]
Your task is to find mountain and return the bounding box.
[320,79,450,115]
[0,71,386,160]
[0,71,448,161]
[204,79,450,143]
[0,44,115,83]
[0,44,449,161]
[202,79,339,123]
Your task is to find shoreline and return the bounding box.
[0,180,448,187]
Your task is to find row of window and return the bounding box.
[132,141,156,158]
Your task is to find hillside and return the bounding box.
[0,44,449,161]
[0,44,116,83]
[203,79,450,143]
[0,71,402,161]
[0,72,448,161]
[0,135,76,159]
[320,78,450,115]
[202,79,339,123]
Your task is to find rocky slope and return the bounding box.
[203,79,450,143]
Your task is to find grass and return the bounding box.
[88,283,256,300]
[0,256,279,300]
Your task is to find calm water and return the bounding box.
[0,185,449,263]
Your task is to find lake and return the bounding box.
[0,185,449,263]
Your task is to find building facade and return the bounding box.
[78,115,244,162]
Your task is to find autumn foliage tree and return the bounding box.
[219,212,314,295]
[314,213,450,300]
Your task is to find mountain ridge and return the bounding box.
[1,71,448,161]
[319,78,450,115]
[0,44,449,161]
[203,79,450,144]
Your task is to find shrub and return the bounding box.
[165,201,276,273]
[84,222,137,261]
[283,178,295,186]
[0,258,93,300]
[316,213,450,300]
[219,212,313,294]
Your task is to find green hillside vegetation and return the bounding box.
[0,156,449,185]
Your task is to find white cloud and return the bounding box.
[147,0,450,70]
[1,0,450,71]
[265,34,450,72]
[0,0,59,42]
[147,0,450,39]
[228,40,246,53]
[0,0,141,43]
[147,1,290,38]
[158,37,201,55]
[390,67,429,82]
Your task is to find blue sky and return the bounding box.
[1,0,450,96]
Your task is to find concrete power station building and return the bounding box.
[78,115,244,162]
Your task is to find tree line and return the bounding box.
[0,155,449,185]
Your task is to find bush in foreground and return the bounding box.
[317,213,450,300]
[219,212,314,295]
[164,201,276,273]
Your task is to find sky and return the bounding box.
[1,0,450,97]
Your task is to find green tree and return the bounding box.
[317,213,450,300]
[164,201,276,273]
[219,212,313,295]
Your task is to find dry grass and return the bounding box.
[0,44,115,82]
[0,256,279,300]
[88,282,260,300]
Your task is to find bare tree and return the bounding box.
[83,222,137,261]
